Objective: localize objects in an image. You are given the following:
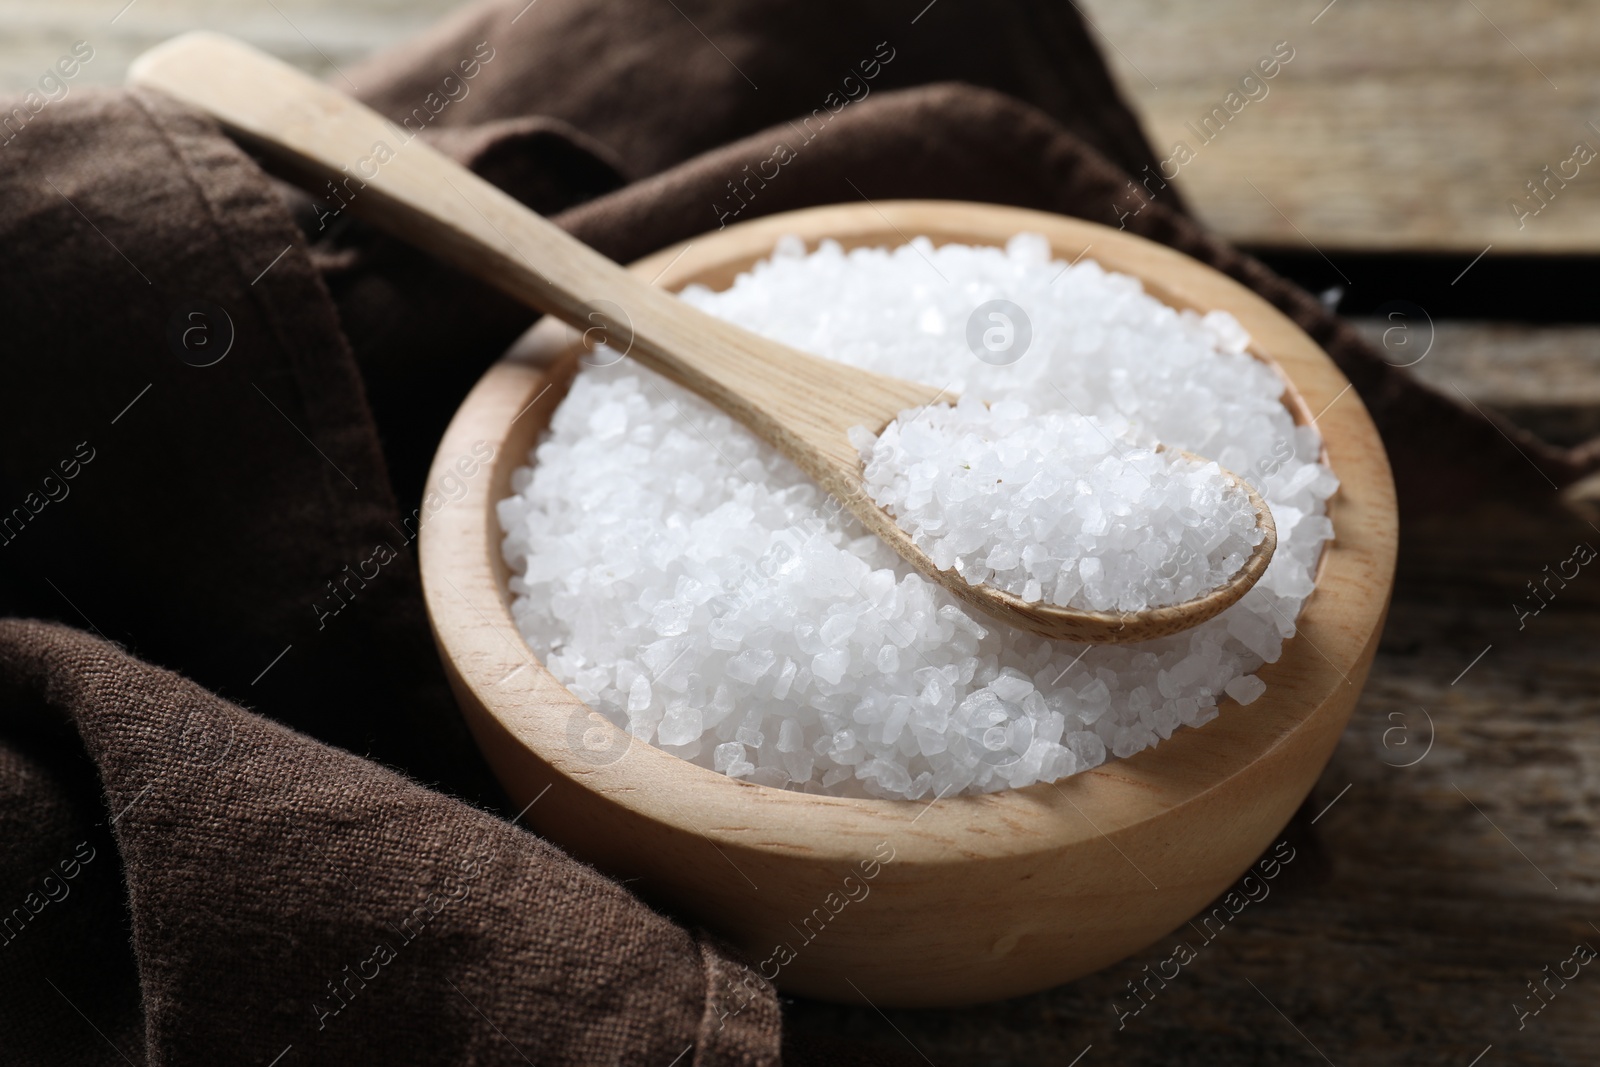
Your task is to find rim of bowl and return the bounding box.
[419,199,1398,869]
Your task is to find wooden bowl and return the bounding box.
[419,201,1397,1008]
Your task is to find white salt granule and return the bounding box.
[498,233,1338,799]
[854,397,1264,612]
[1223,674,1268,706]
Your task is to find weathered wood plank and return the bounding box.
[1349,319,1600,446]
[0,0,452,96]
[1077,0,1598,254]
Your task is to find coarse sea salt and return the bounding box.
[497,233,1339,799]
[853,397,1264,613]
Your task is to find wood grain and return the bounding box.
[417,198,1397,1006]
[0,0,448,94]
[1351,318,1600,446]
[1077,0,1596,254]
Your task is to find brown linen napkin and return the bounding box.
[0,73,786,1067]
[0,0,1590,1064]
[0,619,780,1065]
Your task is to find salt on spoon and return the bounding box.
[129,30,1275,644]
[854,396,1270,617]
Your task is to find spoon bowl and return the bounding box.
[129,31,1273,644]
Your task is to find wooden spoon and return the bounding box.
[129,32,1275,645]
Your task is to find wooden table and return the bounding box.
[8,2,1595,1063]
[790,495,1600,1064]
[1074,0,1598,256]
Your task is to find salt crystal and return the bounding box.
[713,742,749,775]
[777,718,804,752]
[658,703,702,747]
[726,648,775,684]
[813,648,850,685]
[990,673,1034,703]
[1224,674,1267,706]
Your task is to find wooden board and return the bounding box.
[1076,0,1598,254]
[1350,319,1600,446]
[0,0,450,97]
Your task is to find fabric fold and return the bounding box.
[0,618,777,1066]
[0,86,501,808]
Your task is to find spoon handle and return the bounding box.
[129,32,932,445]
[129,33,1277,645]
